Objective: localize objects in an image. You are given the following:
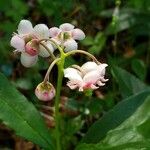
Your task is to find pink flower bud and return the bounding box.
[25,39,39,56]
[35,82,55,101]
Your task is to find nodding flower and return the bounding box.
[35,82,56,101]
[64,61,108,91]
[10,20,54,67]
[49,23,85,52]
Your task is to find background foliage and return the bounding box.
[0,0,150,150]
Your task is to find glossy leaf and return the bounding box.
[0,73,54,150]
[77,95,150,150]
[112,66,147,98]
[82,89,150,143]
[131,59,146,80]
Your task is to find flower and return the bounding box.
[35,82,55,101]
[49,23,85,52]
[10,20,54,67]
[64,61,108,91]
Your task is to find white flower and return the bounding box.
[64,61,108,91]
[10,20,54,67]
[49,23,85,52]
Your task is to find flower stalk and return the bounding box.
[54,49,65,150]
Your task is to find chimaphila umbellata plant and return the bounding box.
[10,20,108,150]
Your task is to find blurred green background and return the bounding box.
[0,0,150,149]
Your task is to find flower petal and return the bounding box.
[39,41,54,57]
[64,39,78,52]
[21,52,38,67]
[66,81,79,90]
[64,68,82,82]
[17,20,33,35]
[59,23,74,31]
[71,28,85,40]
[97,63,108,76]
[34,24,49,39]
[83,70,100,84]
[81,61,98,74]
[49,27,61,37]
[10,35,25,51]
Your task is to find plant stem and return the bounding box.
[66,50,99,64]
[43,58,60,83]
[54,52,65,150]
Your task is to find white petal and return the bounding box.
[64,68,82,82]
[64,39,78,52]
[90,84,99,90]
[71,28,85,40]
[39,41,54,57]
[49,27,61,37]
[81,61,98,74]
[97,80,105,86]
[21,52,38,67]
[59,23,74,31]
[10,35,25,51]
[34,24,49,39]
[97,63,108,76]
[67,81,78,90]
[17,20,33,35]
[83,70,100,84]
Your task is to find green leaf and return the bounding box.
[77,95,150,150]
[81,89,150,144]
[88,33,106,55]
[0,73,54,150]
[131,59,146,80]
[81,36,94,46]
[112,66,147,98]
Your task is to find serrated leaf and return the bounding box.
[0,73,54,150]
[112,66,147,98]
[81,89,150,144]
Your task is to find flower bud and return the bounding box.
[25,39,39,56]
[35,82,55,101]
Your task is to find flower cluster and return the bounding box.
[10,20,85,67]
[64,61,108,91]
[49,23,85,52]
[10,20,108,101]
[11,20,54,67]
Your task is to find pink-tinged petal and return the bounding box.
[71,28,85,40]
[20,52,38,67]
[64,68,82,82]
[64,39,78,52]
[17,20,33,35]
[97,63,108,76]
[49,27,61,37]
[90,84,99,90]
[83,70,100,84]
[81,61,98,74]
[67,81,78,90]
[33,24,49,39]
[59,23,74,31]
[10,35,25,51]
[39,41,54,57]
[97,80,105,86]
[50,37,61,49]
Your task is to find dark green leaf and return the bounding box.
[0,73,54,150]
[112,66,147,98]
[131,59,146,80]
[77,95,150,150]
[82,89,150,143]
